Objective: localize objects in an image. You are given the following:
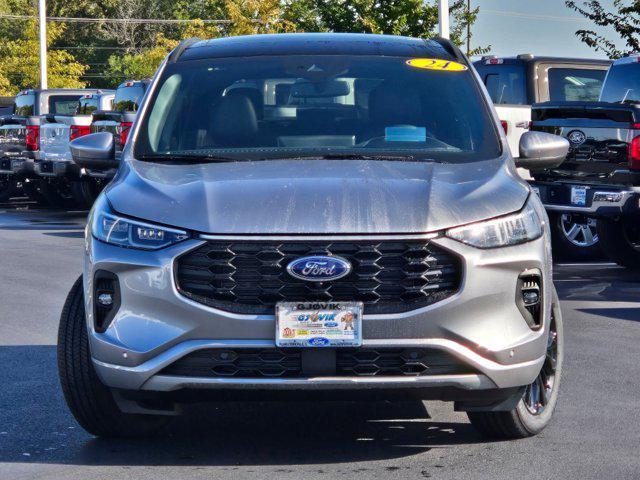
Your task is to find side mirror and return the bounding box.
[69,132,116,170]
[516,131,569,170]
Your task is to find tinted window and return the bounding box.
[600,63,640,103]
[49,95,82,115]
[135,55,501,163]
[14,93,36,116]
[113,85,145,112]
[548,68,606,101]
[479,65,527,105]
[77,96,100,115]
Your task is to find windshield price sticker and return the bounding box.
[406,58,469,72]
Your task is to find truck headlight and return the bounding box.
[446,198,542,249]
[90,196,188,250]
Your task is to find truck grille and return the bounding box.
[160,348,473,378]
[175,240,461,314]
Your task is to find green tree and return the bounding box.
[0,19,88,95]
[566,0,640,58]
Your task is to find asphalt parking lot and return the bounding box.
[1,203,639,480]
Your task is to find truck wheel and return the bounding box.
[549,212,601,261]
[57,276,169,438]
[467,289,563,439]
[597,218,640,269]
[37,181,77,209]
[0,175,17,202]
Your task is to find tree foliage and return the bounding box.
[566,0,640,58]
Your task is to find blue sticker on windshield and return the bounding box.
[385,126,427,142]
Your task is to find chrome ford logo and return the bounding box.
[287,255,352,282]
[567,130,586,147]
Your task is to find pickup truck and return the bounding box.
[529,55,640,269]
[474,54,611,259]
[0,88,103,205]
[85,80,149,178]
[36,91,115,207]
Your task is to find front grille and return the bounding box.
[176,240,461,314]
[160,348,474,378]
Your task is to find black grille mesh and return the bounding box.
[176,240,461,314]
[160,348,473,378]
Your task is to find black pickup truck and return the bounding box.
[530,56,640,268]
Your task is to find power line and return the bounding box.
[480,9,590,24]
[0,14,231,24]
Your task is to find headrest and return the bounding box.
[369,83,423,125]
[211,95,258,147]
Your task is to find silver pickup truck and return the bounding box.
[36,91,115,207]
[0,88,103,205]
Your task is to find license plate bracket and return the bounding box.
[276,301,363,348]
[570,186,588,206]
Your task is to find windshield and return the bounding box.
[600,63,640,103]
[134,55,501,163]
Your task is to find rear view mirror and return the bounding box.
[516,131,569,170]
[290,80,350,98]
[69,132,116,170]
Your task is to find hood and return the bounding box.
[106,157,528,235]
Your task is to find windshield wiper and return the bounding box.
[136,153,238,163]
[316,153,416,161]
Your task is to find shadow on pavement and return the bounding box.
[0,345,487,467]
[554,263,640,304]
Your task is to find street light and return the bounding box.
[39,0,47,89]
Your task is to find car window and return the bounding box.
[548,68,606,102]
[49,95,83,115]
[14,93,36,116]
[600,63,640,103]
[113,85,145,112]
[135,55,501,163]
[76,96,100,115]
[479,65,527,105]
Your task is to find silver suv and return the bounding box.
[58,34,569,439]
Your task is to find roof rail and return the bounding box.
[167,37,201,63]
[432,37,466,62]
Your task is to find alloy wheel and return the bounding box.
[524,314,558,415]
[560,213,599,247]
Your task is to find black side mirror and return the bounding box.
[70,132,117,170]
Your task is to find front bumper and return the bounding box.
[34,159,80,178]
[85,233,552,396]
[530,180,640,216]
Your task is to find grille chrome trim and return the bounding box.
[175,239,462,315]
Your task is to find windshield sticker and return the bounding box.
[406,58,468,72]
[385,126,427,142]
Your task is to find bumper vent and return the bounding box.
[160,348,474,378]
[175,240,461,314]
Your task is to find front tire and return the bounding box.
[57,276,169,437]
[597,217,640,270]
[467,289,563,439]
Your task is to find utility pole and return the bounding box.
[467,0,471,55]
[38,0,47,89]
[438,0,450,39]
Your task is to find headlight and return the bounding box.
[90,196,188,250]
[446,198,543,248]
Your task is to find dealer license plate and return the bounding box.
[571,186,588,206]
[276,301,363,348]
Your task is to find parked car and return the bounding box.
[0,88,104,205]
[474,55,611,260]
[59,33,568,440]
[83,80,149,178]
[529,55,640,269]
[35,91,115,208]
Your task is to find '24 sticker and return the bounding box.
[406,58,468,72]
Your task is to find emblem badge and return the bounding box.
[286,255,352,282]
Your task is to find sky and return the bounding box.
[471,0,625,59]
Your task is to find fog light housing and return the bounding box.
[94,270,120,333]
[516,271,542,330]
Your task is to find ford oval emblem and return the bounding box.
[567,130,587,147]
[308,337,330,347]
[287,255,352,282]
